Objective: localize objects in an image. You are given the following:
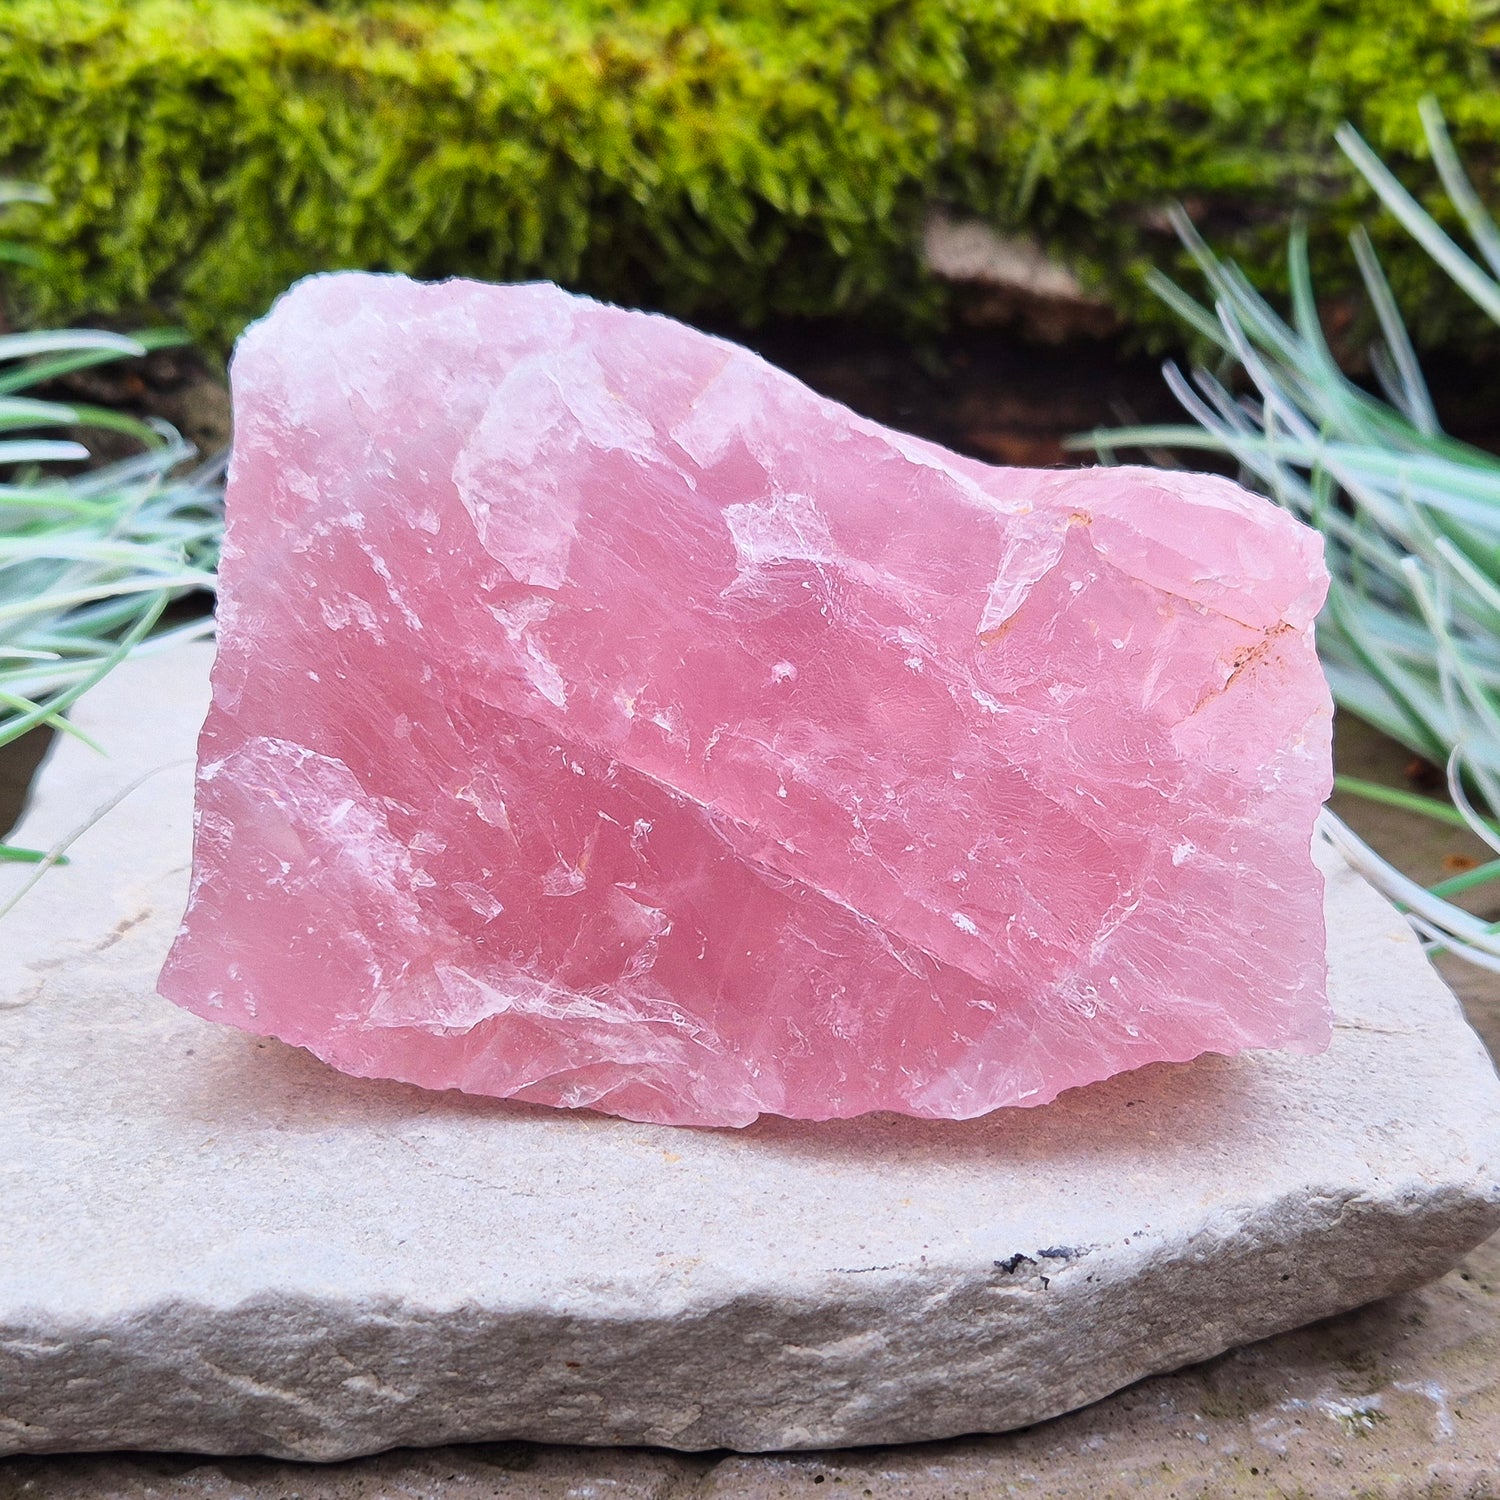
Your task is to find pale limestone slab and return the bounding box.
[1,643,1498,1460]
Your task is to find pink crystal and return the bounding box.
[159,273,1334,1128]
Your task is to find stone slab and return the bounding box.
[5,1224,1500,1500]
[1,644,1498,1461]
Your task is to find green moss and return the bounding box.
[0,0,1495,350]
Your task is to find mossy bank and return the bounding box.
[1,0,1496,350]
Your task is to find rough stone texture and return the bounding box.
[1,645,1497,1465]
[5,1233,1500,1500]
[163,273,1334,1129]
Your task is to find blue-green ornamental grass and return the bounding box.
[0,183,222,865]
[1081,102,1500,972]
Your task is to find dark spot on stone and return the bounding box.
[995,1253,1037,1275]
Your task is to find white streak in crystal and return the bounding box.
[881,429,1029,516]
[453,882,504,921]
[667,351,764,467]
[318,594,385,641]
[524,641,567,708]
[487,597,567,708]
[542,863,587,897]
[359,544,423,632]
[724,490,837,576]
[979,520,1068,635]
[455,771,513,830]
[649,705,686,745]
[454,345,652,589]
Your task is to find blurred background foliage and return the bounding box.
[0,0,1496,353]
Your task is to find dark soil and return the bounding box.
[735,320,1188,467]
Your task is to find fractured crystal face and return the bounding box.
[158,273,1334,1127]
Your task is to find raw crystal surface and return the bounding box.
[159,272,1334,1128]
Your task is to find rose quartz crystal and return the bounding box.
[159,272,1334,1127]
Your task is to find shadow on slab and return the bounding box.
[172,1018,1254,1174]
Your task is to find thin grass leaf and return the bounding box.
[1350,226,1438,435]
[0,685,104,753]
[1320,810,1500,958]
[0,760,186,921]
[1336,122,1500,324]
[0,330,145,363]
[1140,267,1225,347]
[0,439,88,464]
[0,591,168,750]
[1428,857,1500,898]
[0,327,189,400]
[1332,774,1500,834]
[0,844,68,865]
[1418,95,1500,281]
